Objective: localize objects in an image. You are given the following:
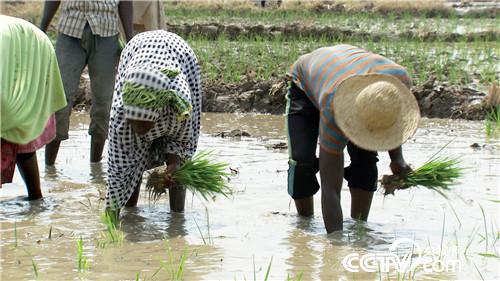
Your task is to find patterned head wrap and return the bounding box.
[122,65,192,121]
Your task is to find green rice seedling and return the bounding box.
[193,208,213,245]
[77,236,89,272]
[478,252,499,258]
[164,241,188,281]
[448,202,462,229]
[439,212,446,259]
[193,217,208,245]
[472,261,485,281]
[151,263,164,279]
[31,259,38,279]
[48,225,52,240]
[253,255,256,281]
[146,151,231,202]
[381,156,463,198]
[485,106,500,138]
[286,272,303,281]
[479,204,489,253]
[263,257,273,281]
[464,226,479,257]
[97,212,124,248]
[13,221,17,248]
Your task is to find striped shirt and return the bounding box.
[289,44,412,155]
[57,0,120,38]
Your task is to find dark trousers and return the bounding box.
[286,82,379,199]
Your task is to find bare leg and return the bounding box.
[349,187,374,221]
[294,196,314,217]
[319,149,344,233]
[44,140,61,166]
[125,182,141,207]
[90,136,105,163]
[16,152,42,200]
[169,185,186,212]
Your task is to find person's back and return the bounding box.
[285,45,419,232]
[291,44,411,103]
[289,44,412,154]
[1,15,66,198]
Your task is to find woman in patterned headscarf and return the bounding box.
[106,30,201,215]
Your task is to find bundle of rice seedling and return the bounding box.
[146,151,231,201]
[381,157,462,198]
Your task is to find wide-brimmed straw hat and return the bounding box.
[333,74,420,151]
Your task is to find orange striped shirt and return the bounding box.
[289,45,411,154]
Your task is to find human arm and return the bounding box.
[39,0,61,32]
[319,147,345,233]
[118,0,134,42]
[388,146,412,177]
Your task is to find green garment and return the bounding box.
[0,15,67,144]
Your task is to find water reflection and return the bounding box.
[89,162,106,184]
[0,196,59,222]
[121,207,188,242]
[1,113,499,280]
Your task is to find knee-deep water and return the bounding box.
[1,112,499,280]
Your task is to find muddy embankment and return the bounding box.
[165,22,498,42]
[75,74,490,120]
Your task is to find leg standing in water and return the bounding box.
[286,45,419,233]
[105,30,201,217]
[39,0,133,165]
[0,16,67,200]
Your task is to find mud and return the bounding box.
[75,75,490,120]
[165,22,498,42]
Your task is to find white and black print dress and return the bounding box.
[106,30,202,210]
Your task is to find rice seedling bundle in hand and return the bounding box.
[381,157,462,198]
[146,151,231,201]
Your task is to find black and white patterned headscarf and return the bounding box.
[106,30,202,210]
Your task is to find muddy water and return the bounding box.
[1,112,499,280]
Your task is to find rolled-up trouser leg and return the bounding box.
[344,142,379,192]
[286,82,320,199]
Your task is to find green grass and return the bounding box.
[193,207,213,245]
[165,4,498,36]
[13,221,18,248]
[97,212,124,248]
[485,106,500,138]
[164,242,188,281]
[77,236,90,272]
[188,36,499,89]
[31,259,38,279]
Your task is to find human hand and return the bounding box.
[390,160,412,178]
[128,119,155,135]
[164,155,181,187]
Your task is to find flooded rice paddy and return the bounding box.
[1,112,499,280]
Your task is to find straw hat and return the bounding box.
[333,74,420,151]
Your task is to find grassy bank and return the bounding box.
[189,36,499,89]
[165,4,499,36]
[2,1,498,90]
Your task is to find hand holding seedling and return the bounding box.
[390,159,412,178]
[164,154,181,187]
[128,119,155,136]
